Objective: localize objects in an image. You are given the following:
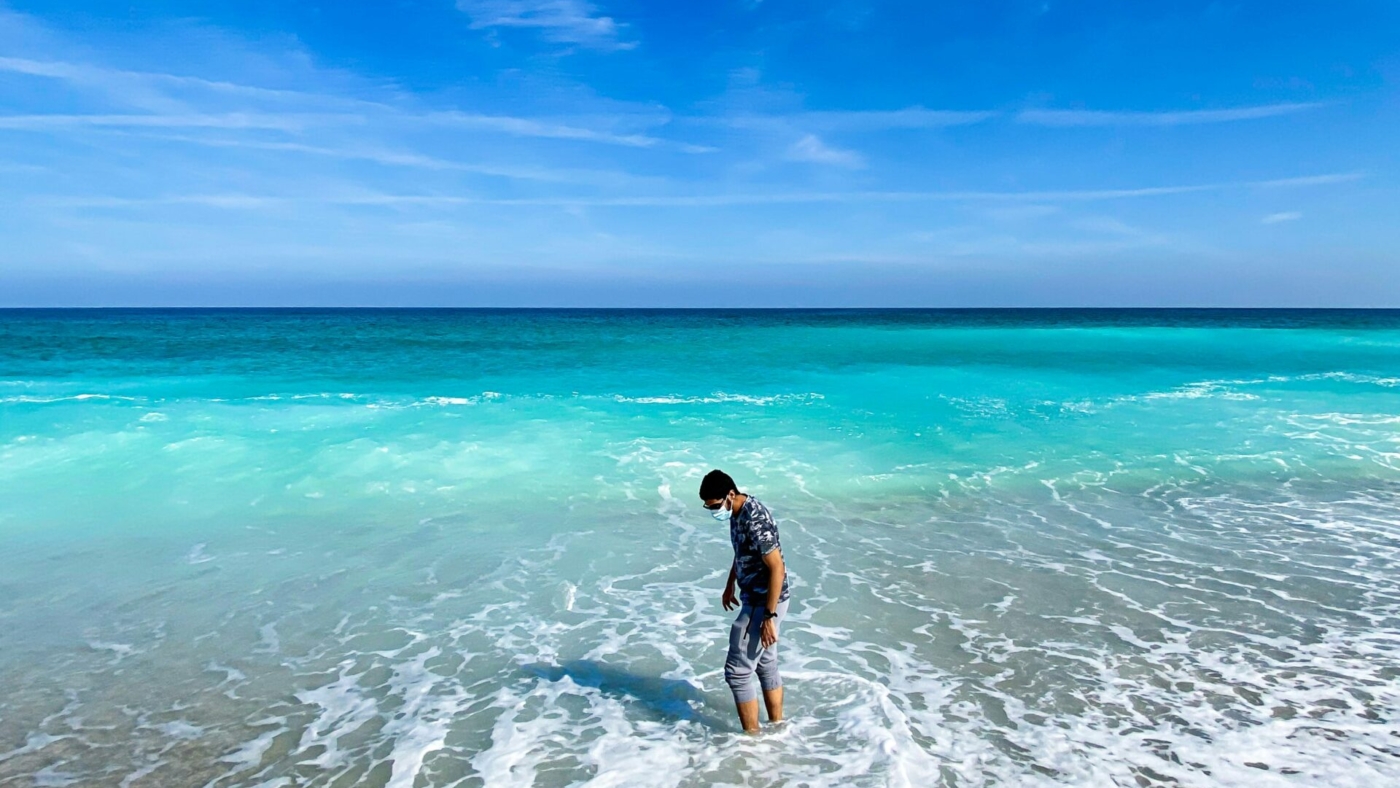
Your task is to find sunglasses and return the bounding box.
[702,495,729,510]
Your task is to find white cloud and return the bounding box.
[712,105,990,168]
[982,204,1060,221]
[785,134,864,168]
[0,56,185,113]
[0,57,710,151]
[727,107,996,132]
[1072,216,1151,236]
[0,112,347,131]
[135,135,635,183]
[422,111,663,147]
[457,0,635,50]
[1262,211,1302,224]
[0,107,701,150]
[806,107,997,130]
[1257,173,1361,188]
[1017,103,1325,127]
[0,56,358,109]
[40,172,1355,210]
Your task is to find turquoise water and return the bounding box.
[1,309,1398,787]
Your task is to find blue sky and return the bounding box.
[1,1,1396,306]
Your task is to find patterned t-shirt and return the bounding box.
[729,495,791,605]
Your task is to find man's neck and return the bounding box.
[733,493,747,512]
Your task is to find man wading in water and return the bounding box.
[699,470,791,733]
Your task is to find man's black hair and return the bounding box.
[699,469,738,501]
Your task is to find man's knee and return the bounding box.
[755,658,782,692]
[725,660,757,700]
[724,660,749,688]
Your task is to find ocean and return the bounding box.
[1,308,1397,787]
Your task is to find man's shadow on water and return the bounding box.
[521,660,732,731]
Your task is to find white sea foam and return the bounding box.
[299,682,376,769]
[0,393,140,404]
[1141,382,1262,401]
[6,371,1399,786]
[85,640,137,664]
[218,719,284,774]
[608,392,825,406]
[422,396,477,406]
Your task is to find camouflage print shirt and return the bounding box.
[729,495,791,605]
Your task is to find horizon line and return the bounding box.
[4,305,1399,312]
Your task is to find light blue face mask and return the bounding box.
[710,495,731,521]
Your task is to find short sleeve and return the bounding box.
[748,505,780,555]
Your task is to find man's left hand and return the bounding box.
[760,617,778,648]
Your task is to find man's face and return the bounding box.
[703,492,731,512]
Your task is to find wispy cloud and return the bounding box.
[36,172,1358,210]
[0,112,352,131]
[457,0,635,50]
[785,134,864,168]
[0,55,186,113]
[1017,102,1326,127]
[0,161,47,173]
[0,108,709,150]
[0,57,705,150]
[1257,172,1362,187]
[726,107,996,132]
[37,194,286,209]
[0,56,367,110]
[1,4,1386,305]
[706,105,988,168]
[422,111,673,148]
[134,134,640,183]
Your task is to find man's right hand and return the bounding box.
[722,585,738,611]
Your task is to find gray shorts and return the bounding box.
[723,599,790,703]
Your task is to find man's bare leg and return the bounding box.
[735,698,761,733]
[762,686,783,723]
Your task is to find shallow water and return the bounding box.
[1,309,1398,787]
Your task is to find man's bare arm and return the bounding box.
[722,559,739,610]
[760,548,785,647]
